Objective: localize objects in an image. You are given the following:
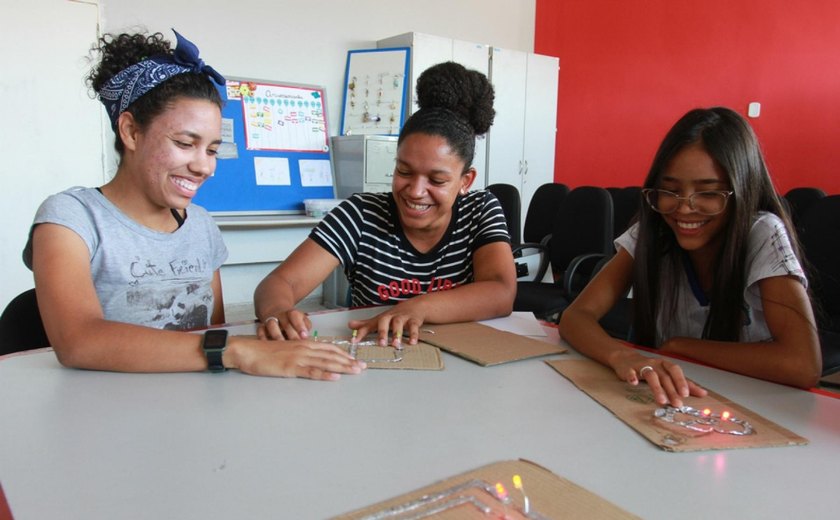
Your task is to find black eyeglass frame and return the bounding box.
[641,188,734,216]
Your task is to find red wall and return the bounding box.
[535,1,840,195]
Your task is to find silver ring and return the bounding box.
[263,316,279,326]
[639,365,654,378]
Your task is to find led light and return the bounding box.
[495,483,508,500]
[512,474,523,490]
[654,406,755,435]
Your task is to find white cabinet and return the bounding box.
[377,32,490,189]
[487,48,559,236]
[376,33,559,238]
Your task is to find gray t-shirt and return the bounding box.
[24,187,228,330]
[615,211,806,344]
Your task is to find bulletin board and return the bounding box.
[192,77,336,215]
[339,47,410,136]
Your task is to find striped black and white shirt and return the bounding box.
[310,191,510,307]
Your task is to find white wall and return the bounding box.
[0,0,103,308]
[0,0,535,309]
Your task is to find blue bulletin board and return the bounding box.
[192,77,335,215]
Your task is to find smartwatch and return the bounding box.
[202,329,229,373]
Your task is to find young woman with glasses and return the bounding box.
[559,107,821,406]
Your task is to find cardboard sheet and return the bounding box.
[547,359,809,452]
[333,459,639,519]
[417,322,566,366]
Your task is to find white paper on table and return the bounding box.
[480,311,547,337]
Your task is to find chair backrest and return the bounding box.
[610,186,642,238]
[785,187,826,232]
[548,186,614,275]
[522,183,569,244]
[486,183,522,245]
[798,195,840,331]
[0,288,49,355]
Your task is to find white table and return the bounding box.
[1,308,839,519]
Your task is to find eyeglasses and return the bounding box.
[642,188,734,216]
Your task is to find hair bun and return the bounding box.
[415,62,495,135]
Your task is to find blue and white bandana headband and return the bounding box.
[99,29,225,130]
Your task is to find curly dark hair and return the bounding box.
[398,62,495,172]
[86,31,223,155]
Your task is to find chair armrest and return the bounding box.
[512,236,552,283]
[511,242,544,258]
[563,253,608,299]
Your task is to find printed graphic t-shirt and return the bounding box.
[615,211,806,343]
[23,187,228,330]
[310,191,510,307]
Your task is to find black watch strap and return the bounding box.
[202,330,228,373]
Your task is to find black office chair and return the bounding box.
[521,183,569,245]
[512,183,569,281]
[611,186,642,238]
[784,187,826,233]
[0,288,50,356]
[798,195,840,375]
[486,183,522,246]
[514,186,614,321]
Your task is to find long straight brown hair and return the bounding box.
[632,107,799,346]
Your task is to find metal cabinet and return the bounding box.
[331,135,399,197]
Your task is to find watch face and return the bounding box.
[203,330,228,350]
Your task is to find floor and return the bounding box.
[818,371,840,395]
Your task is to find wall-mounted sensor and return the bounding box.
[748,102,761,118]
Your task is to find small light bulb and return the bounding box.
[722,411,731,420]
[495,482,508,500]
[702,408,712,416]
[512,474,523,490]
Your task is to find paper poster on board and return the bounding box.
[190,77,336,214]
[238,82,329,152]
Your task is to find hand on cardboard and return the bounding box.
[257,309,313,341]
[347,303,426,349]
[226,337,365,380]
[610,350,707,407]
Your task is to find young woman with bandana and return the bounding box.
[255,62,517,348]
[23,29,365,380]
